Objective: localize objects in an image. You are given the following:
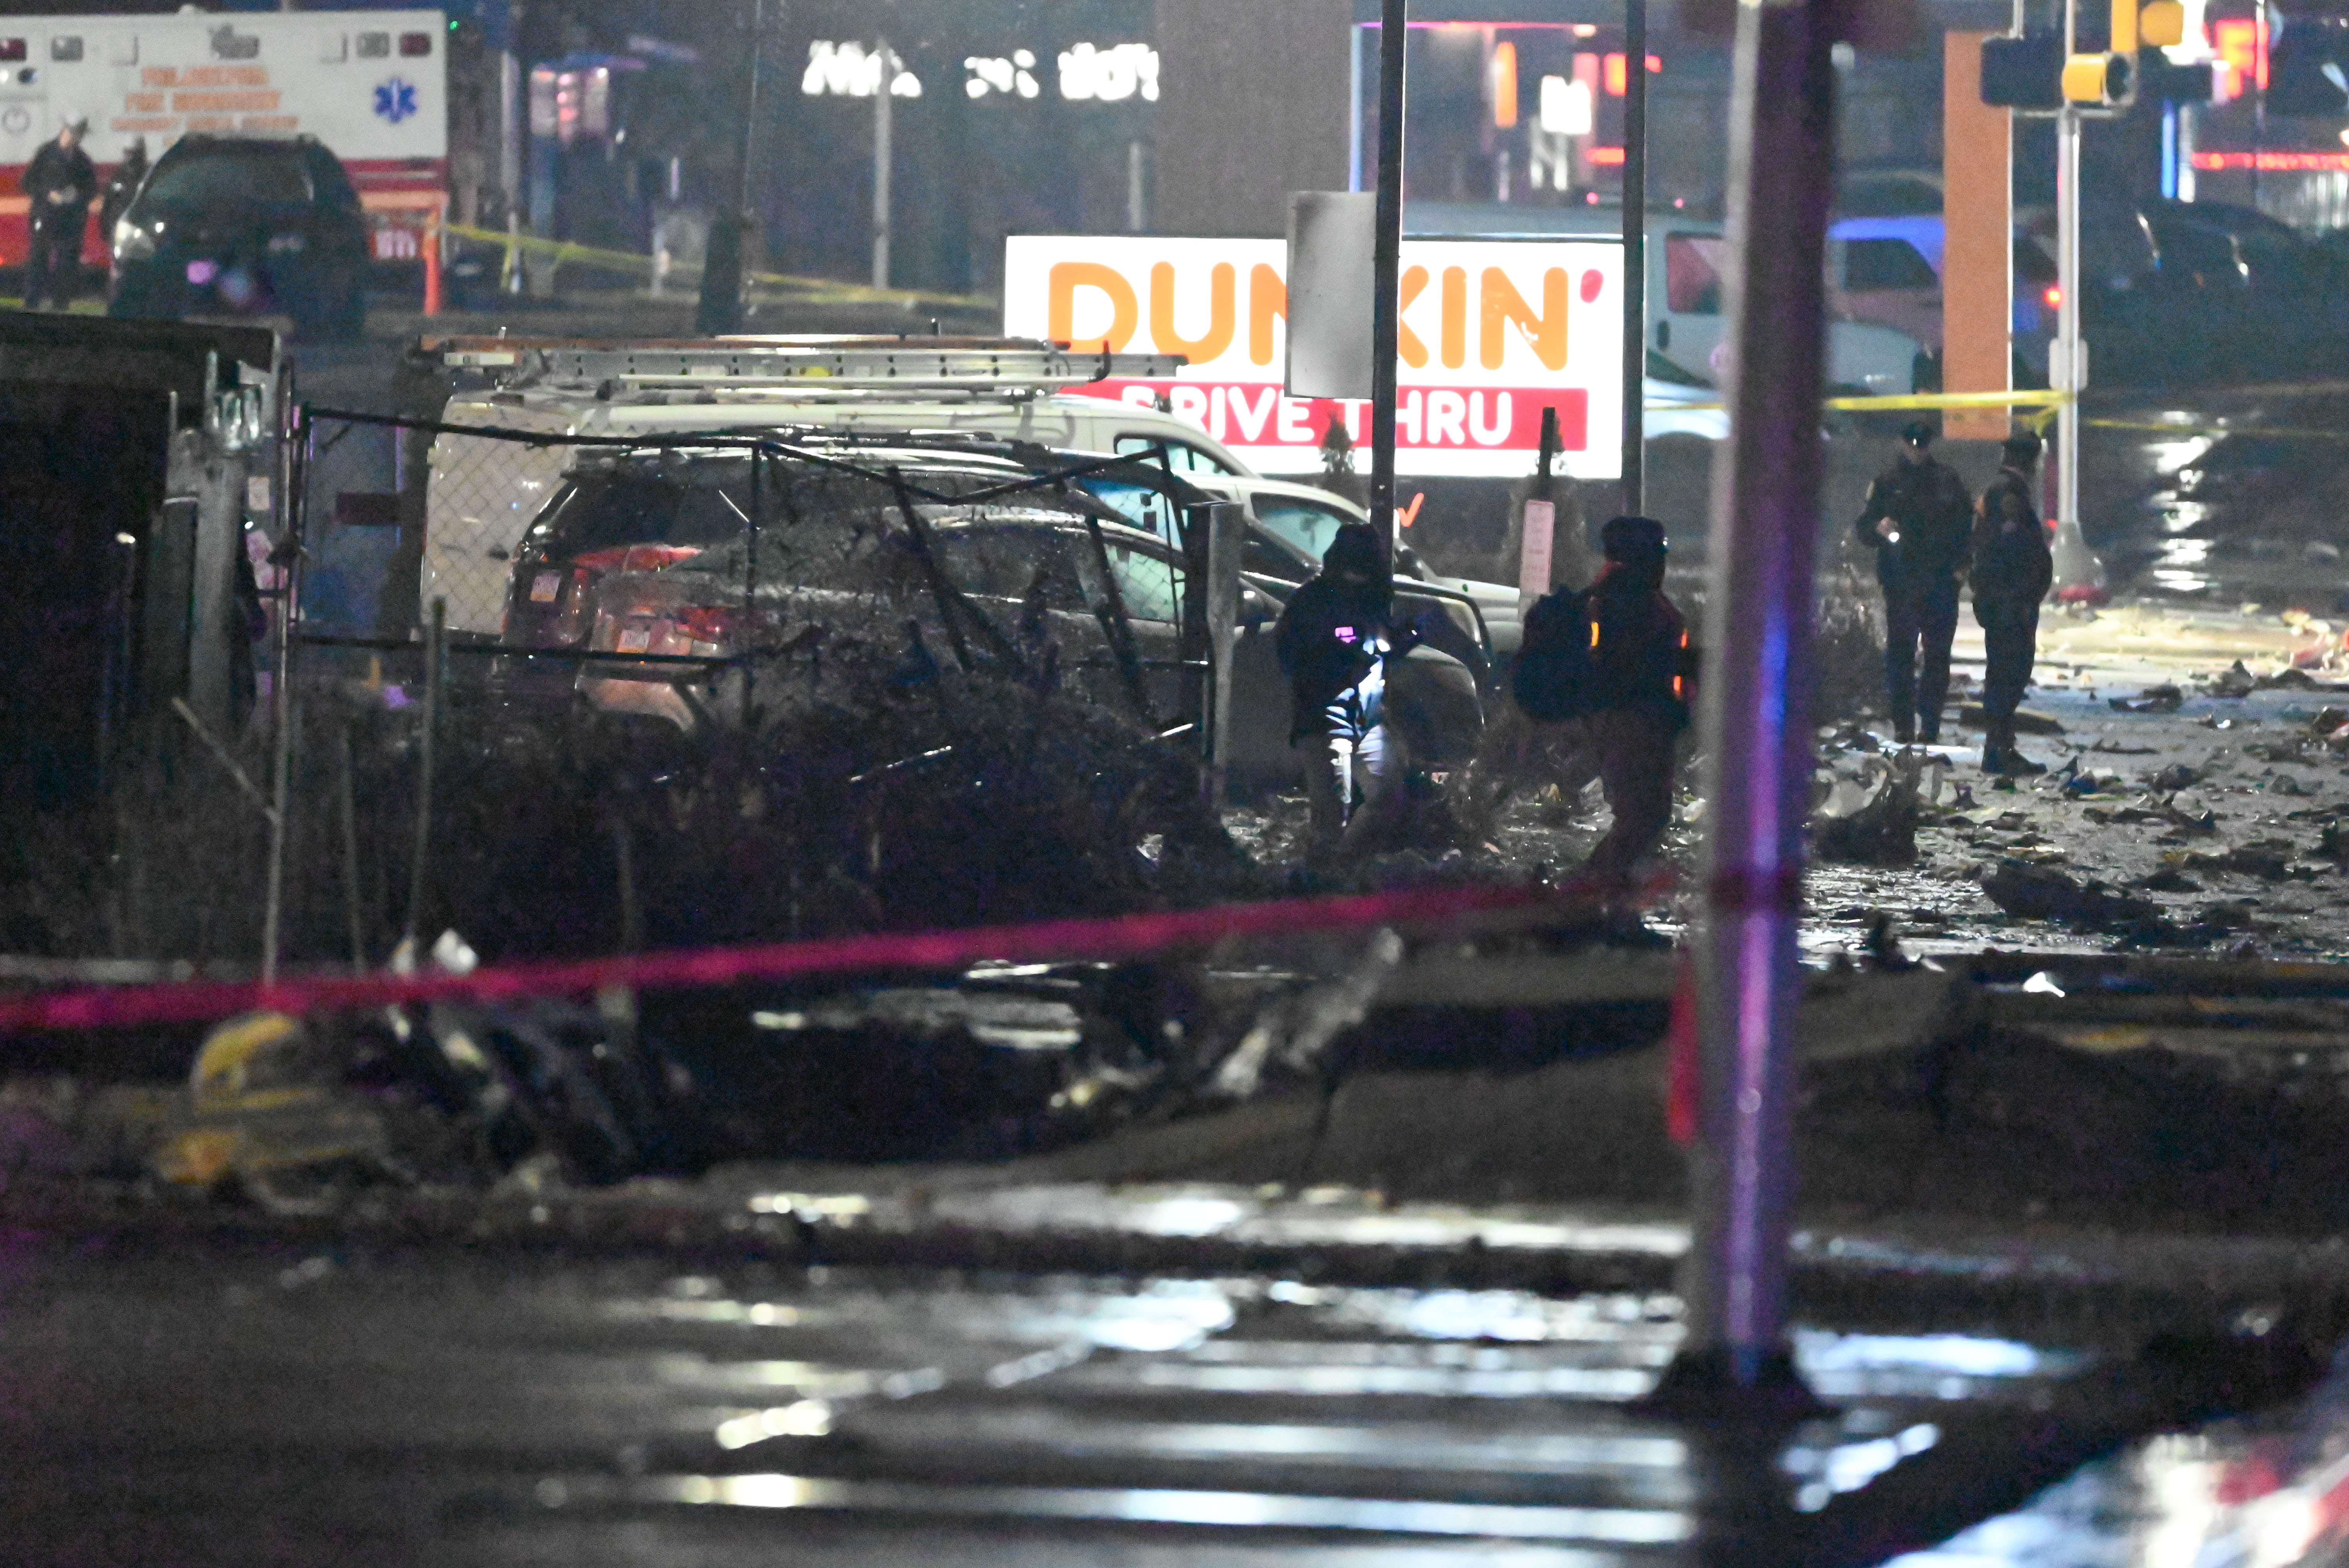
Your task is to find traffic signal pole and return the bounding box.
[1620,0,1647,516]
[2055,105,2083,536]
[1645,0,1836,1413]
[1369,0,1408,556]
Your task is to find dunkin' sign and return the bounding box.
[1002,235,1623,478]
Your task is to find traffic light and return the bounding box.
[2063,49,2133,104]
[1982,32,2064,109]
[1983,0,2190,110]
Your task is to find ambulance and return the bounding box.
[0,10,447,265]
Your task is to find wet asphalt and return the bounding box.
[0,1226,2179,1567]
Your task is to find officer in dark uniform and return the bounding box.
[21,118,96,310]
[1854,420,1975,745]
[1970,429,2053,775]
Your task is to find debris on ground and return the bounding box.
[1813,752,1937,866]
[1957,704,2067,734]
[1980,859,2170,937]
[2110,684,2185,713]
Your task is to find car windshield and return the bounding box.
[528,465,759,556]
[139,148,313,207]
[1253,496,1354,563]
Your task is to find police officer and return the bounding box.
[21,118,96,310]
[1970,429,2053,775]
[1854,420,1974,745]
[1275,522,1421,862]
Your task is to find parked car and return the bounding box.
[563,445,1484,779]
[108,134,368,339]
[1825,215,2061,384]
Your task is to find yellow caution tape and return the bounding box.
[441,221,993,312]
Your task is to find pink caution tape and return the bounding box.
[0,881,1575,1037]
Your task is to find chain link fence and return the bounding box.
[233,410,1241,974]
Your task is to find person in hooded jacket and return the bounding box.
[1275,522,1422,860]
[1572,516,1694,886]
[1970,429,2054,775]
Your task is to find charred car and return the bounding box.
[542,444,1483,782]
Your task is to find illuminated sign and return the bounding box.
[2212,17,2267,99]
[2189,149,2349,169]
[1003,235,1624,478]
[801,40,921,98]
[1058,41,1157,102]
[964,50,1039,98]
[804,39,1160,103]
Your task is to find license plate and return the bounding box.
[616,626,652,654]
[529,572,561,604]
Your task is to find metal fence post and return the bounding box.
[1204,500,1244,811]
[260,402,309,989]
[1653,0,1839,1412]
[745,442,762,729]
[403,597,446,955]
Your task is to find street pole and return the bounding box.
[1368,0,1408,556]
[873,39,893,289]
[697,0,766,336]
[2055,104,2082,540]
[1652,0,1837,1411]
[495,0,523,294]
[1620,0,1647,517]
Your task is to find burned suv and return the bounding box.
[108,135,370,340]
[517,442,1483,781]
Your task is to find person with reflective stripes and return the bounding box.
[1514,516,1693,892]
[1579,517,1693,886]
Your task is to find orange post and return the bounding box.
[1943,32,2012,441]
[422,200,444,317]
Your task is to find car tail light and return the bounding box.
[675,605,737,648]
[2042,284,2062,309]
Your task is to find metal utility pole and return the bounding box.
[873,39,894,289]
[2054,104,2082,540]
[697,0,767,336]
[1620,0,1648,516]
[1656,0,1838,1409]
[1368,0,1408,555]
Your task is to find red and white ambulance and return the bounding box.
[0,9,447,265]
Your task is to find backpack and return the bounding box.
[1511,586,1597,722]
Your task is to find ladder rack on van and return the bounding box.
[424,336,1185,394]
